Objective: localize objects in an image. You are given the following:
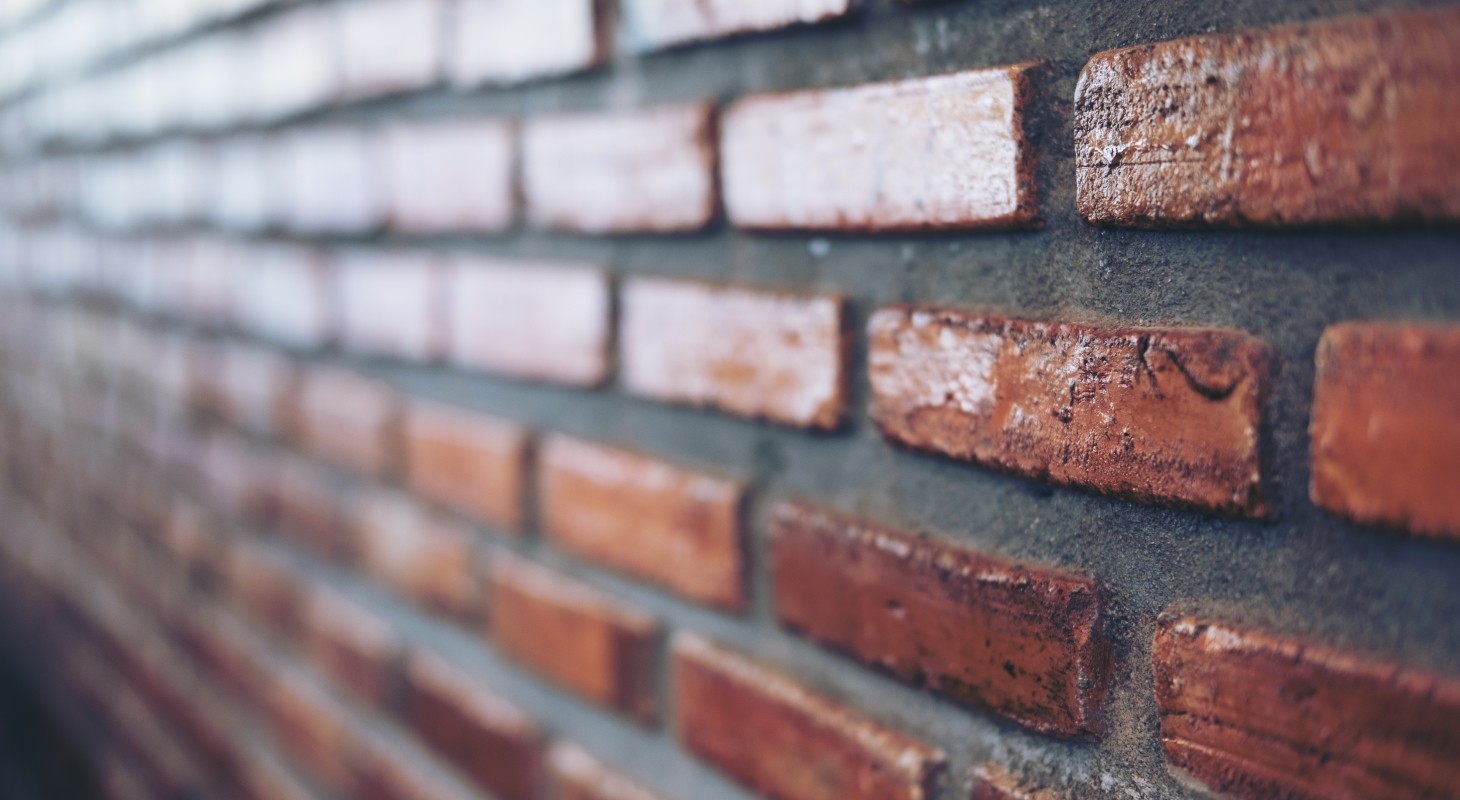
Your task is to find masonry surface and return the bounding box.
[0,0,1458,799]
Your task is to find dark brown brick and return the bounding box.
[1075,8,1460,228]
[772,501,1111,739]
[1153,614,1460,800]
[674,634,945,800]
[489,554,660,723]
[868,307,1274,516]
[539,435,746,610]
[1310,322,1460,539]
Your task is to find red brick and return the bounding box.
[446,257,611,386]
[404,649,544,800]
[180,607,268,706]
[674,634,945,800]
[350,732,481,800]
[266,665,355,793]
[279,127,383,233]
[622,0,852,50]
[522,103,717,233]
[548,742,666,800]
[722,67,1036,231]
[281,367,401,477]
[1310,322,1460,539]
[448,0,608,87]
[301,584,399,703]
[222,538,305,639]
[351,490,479,619]
[621,277,848,428]
[539,435,746,610]
[970,765,1059,800]
[336,0,445,100]
[336,249,446,362]
[868,307,1274,516]
[267,453,348,559]
[1075,8,1460,228]
[403,399,529,531]
[772,501,1111,739]
[232,243,333,349]
[1153,614,1460,800]
[382,120,515,233]
[489,554,660,723]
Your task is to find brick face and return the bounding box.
[522,103,718,233]
[771,501,1111,739]
[350,490,479,619]
[1152,614,1460,800]
[281,367,401,477]
[620,277,848,428]
[336,0,444,100]
[449,0,607,87]
[232,243,333,349]
[1075,7,1460,228]
[868,307,1274,516]
[1309,322,1460,539]
[722,67,1037,231]
[489,554,660,723]
[381,120,515,234]
[674,634,946,800]
[336,249,445,362]
[622,0,853,50]
[538,435,746,610]
[403,399,529,532]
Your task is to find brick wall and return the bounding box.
[0,0,1458,799]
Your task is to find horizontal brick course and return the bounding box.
[621,277,848,428]
[336,249,445,362]
[674,634,946,800]
[403,399,529,532]
[336,0,444,101]
[279,127,383,234]
[868,307,1274,516]
[280,367,401,477]
[771,501,1111,739]
[538,435,746,610]
[350,490,479,619]
[522,103,718,233]
[1309,322,1460,539]
[381,120,515,234]
[449,0,607,87]
[489,554,660,723]
[1153,614,1460,800]
[301,584,400,703]
[722,66,1037,231]
[623,0,853,50]
[231,243,333,349]
[1075,7,1460,227]
[548,742,666,800]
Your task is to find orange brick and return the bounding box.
[489,554,660,723]
[1075,8,1460,227]
[621,277,848,429]
[868,307,1274,516]
[266,666,355,793]
[351,490,480,619]
[539,435,746,610]
[281,367,401,477]
[674,634,945,800]
[403,399,529,532]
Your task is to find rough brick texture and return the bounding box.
[1075,7,1460,228]
[1309,322,1460,539]
[868,307,1274,516]
[772,501,1111,739]
[723,67,1037,231]
[674,634,946,800]
[621,277,848,428]
[539,435,747,610]
[1153,615,1460,800]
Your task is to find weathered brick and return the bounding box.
[404,649,544,800]
[772,501,1111,739]
[539,435,745,610]
[1075,8,1460,228]
[722,67,1036,231]
[336,0,444,100]
[1310,322,1460,539]
[281,367,401,477]
[868,307,1274,516]
[621,277,848,428]
[266,665,355,793]
[446,257,611,386]
[448,0,607,87]
[622,0,852,51]
[351,489,479,619]
[674,634,945,800]
[231,242,333,349]
[382,120,515,233]
[279,127,383,234]
[403,399,528,531]
[1153,614,1460,800]
[489,554,660,723]
[522,103,717,233]
[301,584,399,703]
[336,249,445,362]
[970,765,1059,800]
[548,742,666,800]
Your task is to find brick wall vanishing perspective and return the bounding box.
[0,0,1458,799]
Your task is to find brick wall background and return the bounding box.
[0,0,1458,798]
